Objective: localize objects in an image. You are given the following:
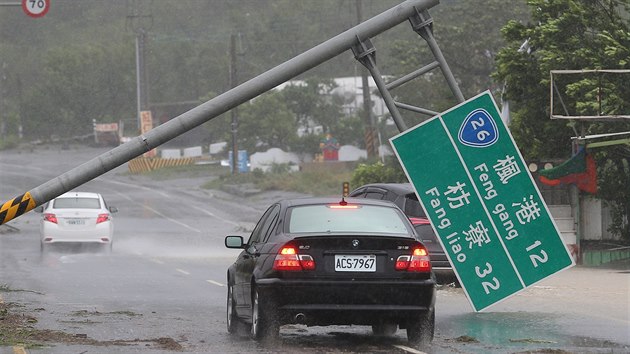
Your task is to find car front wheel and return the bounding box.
[406,309,434,347]
[250,287,279,341]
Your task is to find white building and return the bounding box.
[275,76,388,129]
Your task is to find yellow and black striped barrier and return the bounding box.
[0,192,37,225]
[128,157,196,174]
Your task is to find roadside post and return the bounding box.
[390,91,575,311]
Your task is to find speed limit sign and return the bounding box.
[22,0,50,18]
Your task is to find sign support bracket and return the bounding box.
[352,38,408,132]
[352,7,465,135]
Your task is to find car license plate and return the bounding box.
[66,219,85,225]
[334,255,376,272]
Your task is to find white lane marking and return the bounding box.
[0,162,48,173]
[142,204,202,233]
[392,344,428,354]
[176,269,190,275]
[206,280,225,287]
[98,178,170,198]
[191,205,240,227]
[149,258,164,265]
[106,181,240,230]
[111,191,201,233]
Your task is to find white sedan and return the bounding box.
[37,192,117,252]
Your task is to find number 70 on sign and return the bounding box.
[22,0,50,18]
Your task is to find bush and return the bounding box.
[0,135,19,150]
[350,158,407,188]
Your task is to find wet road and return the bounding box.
[1,145,629,354]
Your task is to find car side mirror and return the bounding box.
[225,235,244,249]
[34,206,44,213]
[109,206,118,213]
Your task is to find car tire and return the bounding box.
[102,243,113,254]
[372,322,398,336]
[250,287,279,341]
[226,283,239,334]
[406,309,434,347]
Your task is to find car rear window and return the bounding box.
[403,193,426,218]
[288,204,410,235]
[53,197,101,209]
[414,224,438,242]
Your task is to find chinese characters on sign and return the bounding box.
[390,91,574,312]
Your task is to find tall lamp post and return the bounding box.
[127,0,153,131]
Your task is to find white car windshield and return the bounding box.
[53,198,101,209]
[288,204,409,234]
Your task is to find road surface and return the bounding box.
[1,145,629,353]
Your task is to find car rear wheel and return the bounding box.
[102,243,113,254]
[372,322,398,336]
[226,283,239,334]
[406,309,434,347]
[250,287,279,341]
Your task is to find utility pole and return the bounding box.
[229,33,239,174]
[356,0,378,159]
[0,61,6,139]
[127,0,153,130]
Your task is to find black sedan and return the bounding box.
[225,197,435,345]
[348,183,456,284]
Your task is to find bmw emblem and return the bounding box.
[352,239,360,248]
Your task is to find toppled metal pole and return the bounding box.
[0,0,439,225]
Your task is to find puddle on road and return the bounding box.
[437,311,628,353]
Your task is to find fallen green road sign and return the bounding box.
[391,91,575,311]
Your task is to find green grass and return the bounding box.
[201,168,353,197]
[130,160,357,197]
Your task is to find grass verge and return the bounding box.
[202,168,353,197]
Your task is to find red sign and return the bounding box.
[22,0,50,18]
[94,123,119,133]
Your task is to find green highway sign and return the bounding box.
[390,91,575,312]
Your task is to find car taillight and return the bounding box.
[409,217,431,226]
[96,213,110,224]
[395,245,431,272]
[43,213,58,224]
[273,245,316,271]
[328,204,359,209]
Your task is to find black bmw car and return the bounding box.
[349,183,456,284]
[225,197,436,345]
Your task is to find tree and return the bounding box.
[280,77,364,154]
[234,91,297,153]
[22,43,135,139]
[494,0,630,241]
[386,0,530,128]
